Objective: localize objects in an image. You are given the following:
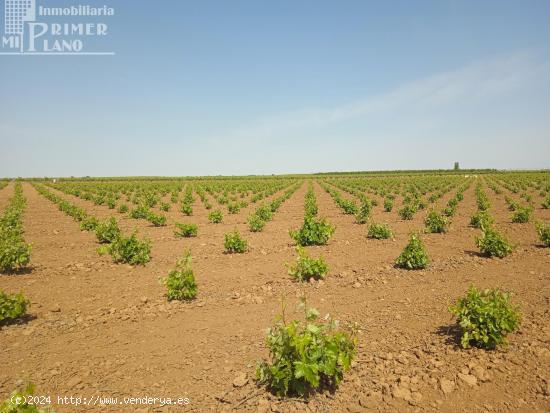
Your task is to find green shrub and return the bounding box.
[511,206,532,223]
[130,204,149,219]
[227,203,240,214]
[304,185,318,218]
[174,222,198,238]
[470,210,494,229]
[248,214,266,232]
[505,197,520,211]
[118,203,129,213]
[105,232,151,265]
[256,205,273,221]
[443,205,457,217]
[0,183,31,273]
[536,222,550,247]
[95,217,121,244]
[146,212,167,227]
[224,230,248,253]
[160,202,171,212]
[162,250,197,301]
[0,238,31,273]
[256,299,356,397]
[478,199,491,211]
[447,197,458,208]
[450,286,521,349]
[0,383,51,412]
[476,192,491,211]
[424,209,448,233]
[287,247,328,281]
[395,233,428,269]
[542,197,550,209]
[0,213,20,232]
[269,199,282,212]
[180,202,193,216]
[398,204,416,220]
[383,198,394,212]
[476,227,513,258]
[290,217,335,246]
[0,290,29,323]
[355,200,371,224]
[339,199,357,215]
[94,195,105,206]
[367,222,392,239]
[107,198,116,209]
[143,192,158,208]
[79,216,98,231]
[208,209,223,223]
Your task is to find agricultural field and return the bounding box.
[1,171,549,412]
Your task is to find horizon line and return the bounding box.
[2,167,550,180]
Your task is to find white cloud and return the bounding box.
[227,50,550,141]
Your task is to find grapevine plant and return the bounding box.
[256,298,357,397]
[511,206,532,223]
[0,383,52,413]
[224,230,248,253]
[248,214,266,232]
[476,227,513,258]
[424,209,448,233]
[395,233,428,269]
[95,217,121,244]
[174,223,198,238]
[287,247,328,282]
[0,182,32,273]
[450,286,521,349]
[290,217,335,247]
[470,210,494,229]
[367,222,392,239]
[536,222,550,247]
[355,199,372,224]
[162,250,197,301]
[100,231,151,265]
[208,210,223,224]
[0,290,29,324]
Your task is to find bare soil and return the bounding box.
[1,181,549,412]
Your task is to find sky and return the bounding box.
[1,0,549,177]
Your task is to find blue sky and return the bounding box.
[1,0,549,177]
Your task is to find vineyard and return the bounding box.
[1,171,549,412]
